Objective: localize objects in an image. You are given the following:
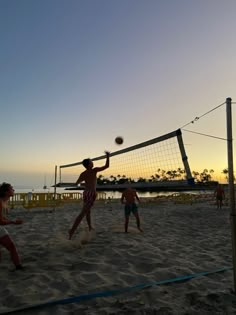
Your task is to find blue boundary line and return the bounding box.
[0,266,232,314]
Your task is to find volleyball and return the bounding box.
[115,136,124,145]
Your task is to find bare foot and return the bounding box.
[10,264,24,272]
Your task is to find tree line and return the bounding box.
[97,168,233,185]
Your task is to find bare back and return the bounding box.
[121,188,139,204]
[78,169,98,191]
[75,152,110,192]
[215,185,224,198]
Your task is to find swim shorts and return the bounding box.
[83,190,97,208]
[124,203,138,216]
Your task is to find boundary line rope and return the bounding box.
[0,266,232,314]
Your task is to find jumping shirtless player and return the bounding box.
[68,151,110,240]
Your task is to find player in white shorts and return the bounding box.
[0,183,23,270]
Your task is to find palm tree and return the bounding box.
[222,168,235,182]
[97,174,104,185]
[222,168,228,181]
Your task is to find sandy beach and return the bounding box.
[1,195,236,314]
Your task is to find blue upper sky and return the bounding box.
[0,0,235,188]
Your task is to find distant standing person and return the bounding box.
[0,183,23,270]
[68,151,110,240]
[121,187,143,233]
[214,184,225,209]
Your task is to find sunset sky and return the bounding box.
[0,0,235,188]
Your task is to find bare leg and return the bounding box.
[220,199,223,209]
[134,212,143,232]
[68,206,91,240]
[0,235,21,267]
[125,215,129,233]
[86,210,93,231]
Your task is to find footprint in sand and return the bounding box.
[79,228,96,243]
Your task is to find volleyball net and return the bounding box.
[57,98,235,190]
[57,129,194,189]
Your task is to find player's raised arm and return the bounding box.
[95,151,110,172]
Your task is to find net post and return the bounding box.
[176,129,194,185]
[54,165,57,210]
[226,97,236,293]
